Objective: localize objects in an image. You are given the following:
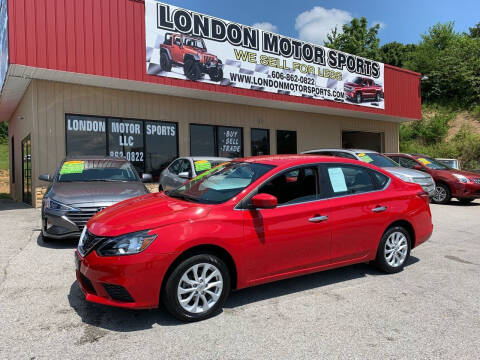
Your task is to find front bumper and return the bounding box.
[43,206,107,239]
[75,249,175,309]
[452,182,480,199]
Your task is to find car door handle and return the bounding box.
[309,215,328,223]
[372,206,387,213]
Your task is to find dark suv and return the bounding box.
[160,33,224,82]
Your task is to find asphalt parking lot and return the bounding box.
[1,199,479,359]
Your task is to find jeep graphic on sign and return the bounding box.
[159,33,224,82]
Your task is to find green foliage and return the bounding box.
[379,42,416,68]
[324,17,380,60]
[469,22,480,38]
[404,22,480,107]
[0,122,7,144]
[0,143,8,170]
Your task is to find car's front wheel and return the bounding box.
[356,92,362,103]
[432,183,451,204]
[184,59,202,80]
[162,254,231,322]
[374,226,411,274]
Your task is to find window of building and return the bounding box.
[65,115,178,179]
[145,121,178,179]
[258,166,318,205]
[190,124,243,158]
[251,128,270,156]
[66,115,107,156]
[276,130,297,154]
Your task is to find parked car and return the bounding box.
[385,153,480,204]
[160,33,224,81]
[76,155,433,322]
[344,77,383,103]
[436,158,460,170]
[302,149,436,196]
[159,157,230,192]
[39,157,151,240]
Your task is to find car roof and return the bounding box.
[64,155,129,163]
[187,157,231,162]
[235,154,362,167]
[303,149,379,154]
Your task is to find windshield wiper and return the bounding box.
[168,193,201,203]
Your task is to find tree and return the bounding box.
[0,122,7,144]
[324,17,381,60]
[379,42,416,68]
[469,22,480,38]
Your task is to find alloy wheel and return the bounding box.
[384,231,408,268]
[177,263,223,314]
[433,186,447,203]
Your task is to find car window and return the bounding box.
[399,157,419,169]
[174,37,181,46]
[169,159,182,175]
[355,152,399,168]
[332,152,357,160]
[179,159,192,175]
[193,160,228,175]
[168,162,274,204]
[388,156,400,163]
[325,165,376,197]
[372,171,390,189]
[258,167,319,205]
[57,160,139,182]
[415,156,450,170]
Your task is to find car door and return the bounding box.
[171,36,183,63]
[320,163,393,263]
[163,159,182,191]
[242,166,332,284]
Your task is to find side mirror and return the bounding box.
[142,173,153,183]
[178,172,191,179]
[39,174,52,182]
[251,193,278,209]
[413,165,423,171]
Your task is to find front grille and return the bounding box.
[80,273,96,295]
[102,284,134,303]
[78,231,106,257]
[66,207,104,232]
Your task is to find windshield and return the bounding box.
[57,160,139,182]
[352,77,364,85]
[416,156,450,170]
[184,37,205,49]
[168,162,274,204]
[356,152,399,168]
[193,160,229,175]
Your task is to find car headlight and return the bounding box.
[452,174,470,183]
[78,226,87,249]
[44,198,77,211]
[96,230,157,257]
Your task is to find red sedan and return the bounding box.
[386,153,480,204]
[75,156,433,321]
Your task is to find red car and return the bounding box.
[344,76,383,103]
[75,156,433,321]
[386,153,480,204]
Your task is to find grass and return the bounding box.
[0,143,8,170]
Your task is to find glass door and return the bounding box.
[21,135,32,205]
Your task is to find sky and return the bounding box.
[157,0,480,45]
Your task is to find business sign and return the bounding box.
[145,1,385,109]
[0,0,8,92]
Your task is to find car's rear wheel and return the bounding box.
[209,67,224,82]
[356,92,362,103]
[374,226,411,274]
[160,51,172,72]
[458,198,474,204]
[162,254,230,322]
[432,183,451,204]
[184,59,202,80]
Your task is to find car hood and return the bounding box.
[435,169,480,178]
[50,181,147,206]
[383,167,432,179]
[87,193,213,237]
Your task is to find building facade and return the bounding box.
[0,0,421,207]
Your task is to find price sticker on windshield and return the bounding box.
[357,153,373,163]
[60,161,85,175]
[418,158,431,165]
[194,160,212,172]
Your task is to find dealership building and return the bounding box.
[0,0,421,207]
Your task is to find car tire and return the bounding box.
[432,183,451,204]
[356,92,362,103]
[184,59,202,81]
[160,51,172,72]
[209,67,224,82]
[374,226,411,274]
[162,254,231,322]
[375,92,381,102]
[458,198,474,204]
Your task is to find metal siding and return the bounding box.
[7,0,421,121]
